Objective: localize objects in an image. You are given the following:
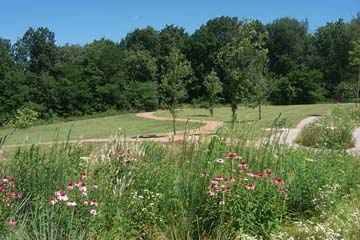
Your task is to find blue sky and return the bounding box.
[1,0,359,45]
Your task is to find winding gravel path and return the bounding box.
[3,111,224,147]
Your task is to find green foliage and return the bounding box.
[297,107,355,149]
[203,69,223,116]
[9,108,38,130]
[217,20,268,121]
[159,47,193,134]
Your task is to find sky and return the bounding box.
[1,0,359,45]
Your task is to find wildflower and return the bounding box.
[245,184,256,190]
[271,177,284,185]
[8,190,16,198]
[8,177,15,186]
[90,209,97,215]
[17,192,22,199]
[239,160,248,168]
[219,200,225,205]
[263,169,272,176]
[92,182,98,189]
[211,180,218,186]
[81,191,88,197]
[2,176,8,183]
[81,172,87,180]
[66,201,77,207]
[278,188,285,193]
[54,189,61,197]
[79,183,87,192]
[90,199,98,207]
[246,172,257,178]
[67,182,74,190]
[58,192,69,201]
[251,156,258,161]
[227,152,237,159]
[215,176,223,181]
[208,191,216,196]
[216,158,224,164]
[75,181,81,188]
[255,172,266,179]
[49,198,57,205]
[9,219,17,225]
[83,201,89,206]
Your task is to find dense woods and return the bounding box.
[0,15,359,125]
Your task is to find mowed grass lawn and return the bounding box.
[0,113,202,145]
[155,104,341,130]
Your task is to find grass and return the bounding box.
[1,104,360,239]
[155,103,339,129]
[0,113,202,145]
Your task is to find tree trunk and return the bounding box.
[172,113,176,135]
[231,103,237,122]
[357,67,360,108]
[258,103,262,120]
[210,107,213,117]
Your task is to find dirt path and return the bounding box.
[3,111,224,148]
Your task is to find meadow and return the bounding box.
[0,104,359,239]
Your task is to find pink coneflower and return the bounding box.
[82,191,88,197]
[208,191,216,196]
[239,160,248,168]
[234,155,242,161]
[83,201,89,206]
[66,201,77,207]
[54,189,61,197]
[67,182,74,190]
[90,199,98,207]
[79,183,87,192]
[58,192,69,201]
[227,152,237,159]
[8,190,16,198]
[9,219,17,225]
[49,198,57,205]
[90,209,97,215]
[8,177,15,186]
[75,181,81,188]
[219,200,225,205]
[263,169,272,177]
[271,177,284,185]
[92,182,98,189]
[0,183,5,192]
[81,172,87,180]
[246,172,257,178]
[2,176,8,183]
[216,158,224,164]
[215,176,223,181]
[211,180,218,186]
[255,172,266,179]
[17,192,22,199]
[245,184,256,190]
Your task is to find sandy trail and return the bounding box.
[3,111,224,147]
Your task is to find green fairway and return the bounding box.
[155,104,340,130]
[0,113,202,145]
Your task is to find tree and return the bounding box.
[203,69,222,116]
[247,61,272,120]
[216,20,266,122]
[315,19,352,98]
[159,48,193,135]
[349,40,360,107]
[13,27,57,74]
[266,18,311,76]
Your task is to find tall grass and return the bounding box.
[0,118,359,239]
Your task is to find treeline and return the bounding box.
[0,15,360,125]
